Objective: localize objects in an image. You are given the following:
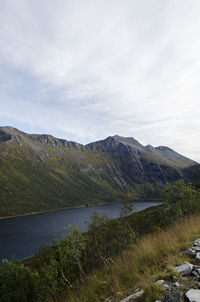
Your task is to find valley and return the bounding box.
[0,126,199,217]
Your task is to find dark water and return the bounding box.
[0,201,158,262]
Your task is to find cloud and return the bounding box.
[0,0,200,161]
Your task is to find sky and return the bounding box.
[0,0,200,162]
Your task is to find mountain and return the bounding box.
[87,135,196,180]
[0,126,198,217]
[182,164,200,187]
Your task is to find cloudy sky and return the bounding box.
[0,0,200,161]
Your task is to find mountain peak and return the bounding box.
[107,135,144,149]
[156,146,173,151]
[0,126,24,135]
[86,134,145,153]
[145,144,155,151]
[0,126,84,150]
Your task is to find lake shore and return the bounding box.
[0,199,159,220]
[0,200,160,262]
[0,202,108,220]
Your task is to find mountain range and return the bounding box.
[0,126,199,217]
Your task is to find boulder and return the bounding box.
[193,265,200,271]
[174,262,193,276]
[185,289,200,302]
[192,271,199,278]
[194,239,200,246]
[185,248,196,256]
[162,284,170,291]
[196,253,200,260]
[196,268,200,275]
[155,280,165,286]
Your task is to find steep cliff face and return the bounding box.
[0,129,12,142]
[87,135,195,185]
[0,127,197,217]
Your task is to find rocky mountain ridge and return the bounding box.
[0,126,199,217]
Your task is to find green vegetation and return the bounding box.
[0,260,39,302]
[1,180,200,302]
[182,164,200,188]
[0,127,198,217]
[0,144,124,217]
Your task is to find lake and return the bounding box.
[0,201,158,262]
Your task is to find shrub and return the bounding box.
[0,259,39,302]
[162,180,200,217]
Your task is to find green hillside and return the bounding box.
[0,126,198,217]
[0,140,123,217]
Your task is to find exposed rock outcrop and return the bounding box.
[174,262,193,276]
[185,289,200,302]
[0,126,198,217]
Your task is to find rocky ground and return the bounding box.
[106,238,200,302]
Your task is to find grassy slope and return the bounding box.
[154,147,197,168]
[0,143,124,217]
[142,148,195,169]
[0,128,197,217]
[63,215,200,302]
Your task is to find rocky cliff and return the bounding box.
[0,126,198,217]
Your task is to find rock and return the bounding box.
[194,239,200,246]
[155,280,165,286]
[120,289,144,302]
[162,284,170,290]
[174,262,193,276]
[192,271,199,278]
[155,300,162,302]
[174,282,180,287]
[163,293,181,302]
[172,275,178,281]
[185,289,200,302]
[195,282,200,288]
[185,248,196,256]
[155,280,169,290]
[196,269,200,275]
[196,253,200,260]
